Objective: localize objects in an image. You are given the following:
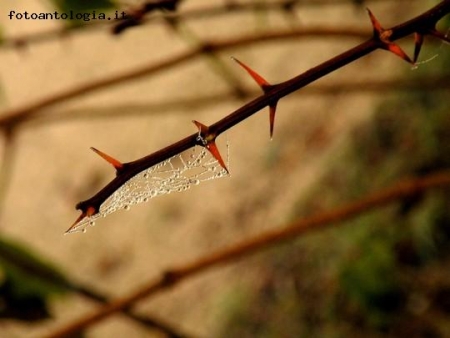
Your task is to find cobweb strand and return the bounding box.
[68,144,229,234]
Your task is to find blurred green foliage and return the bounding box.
[0,236,70,321]
[50,0,115,27]
[51,0,115,13]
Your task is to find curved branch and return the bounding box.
[0,27,368,129]
[44,170,450,338]
[0,0,414,50]
[28,74,450,125]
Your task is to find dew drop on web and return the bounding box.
[68,141,230,234]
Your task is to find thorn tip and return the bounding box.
[91,147,123,170]
[65,206,96,234]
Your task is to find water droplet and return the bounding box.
[124,205,131,210]
[143,173,149,179]
[82,228,87,233]
[89,221,96,226]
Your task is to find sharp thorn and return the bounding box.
[365,9,413,65]
[65,206,96,234]
[192,120,208,134]
[269,102,278,139]
[231,58,279,138]
[385,43,414,65]
[90,147,123,170]
[207,141,229,173]
[231,57,271,90]
[366,8,383,35]
[414,32,424,63]
[192,120,228,172]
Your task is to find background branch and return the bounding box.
[0,0,416,50]
[0,27,368,129]
[27,74,450,126]
[44,170,450,338]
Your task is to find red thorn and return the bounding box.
[231,57,271,90]
[366,8,413,65]
[91,147,123,170]
[384,43,413,64]
[414,32,424,63]
[192,120,228,173]
[232,57,279,137]
[192,120,208,134]
[366,8,382,35]
[206,141,229,173]
[269,102,278,139]
[66,206,96,233]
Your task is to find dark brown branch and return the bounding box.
[45,170,450,338]
[74,1,450,219]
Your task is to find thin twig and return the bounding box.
[0,0,414,50]
[44,170,450,338]
[0,27,368,129]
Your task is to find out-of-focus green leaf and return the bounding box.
[49,0,116,27]
[0,236,71,297]
[51,0,115,12]
[0,236,71,321]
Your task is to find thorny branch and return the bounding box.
[69,0,450,229]
[45,170,450,338]
[1,1,447,335]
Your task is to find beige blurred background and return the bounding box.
[0,0,430,337]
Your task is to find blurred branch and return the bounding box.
[72,284,194,338]
[164,21,249,98]
[0,236,193,337]
[0,0,414,50]
[27,74,450,125]
[44,170,450,338]
[0,27,368,129]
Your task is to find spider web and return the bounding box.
[67,144,229,234]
